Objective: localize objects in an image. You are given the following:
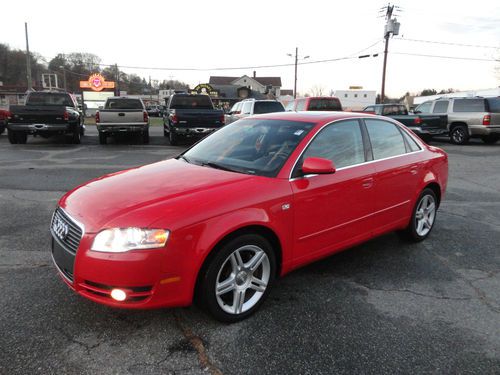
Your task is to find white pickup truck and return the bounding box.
[96,97,149,144]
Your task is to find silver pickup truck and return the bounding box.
[96,97,149,144]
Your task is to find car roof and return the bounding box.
[248,111,380,124]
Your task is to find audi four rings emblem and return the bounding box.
[53,216,69,241]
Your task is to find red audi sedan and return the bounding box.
[51,112,448,322]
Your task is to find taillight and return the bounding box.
[483,114,491,126]
[63,111,69,121]
[414,117,422,125]
[171,114,178,124]
[234,111,241,115]
[143,110,149,123]
[95,111,100,123]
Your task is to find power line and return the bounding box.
[394,37,499,49]
[391,51,497,62]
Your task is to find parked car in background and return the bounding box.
[362,104,448,142]
[225,99,285,124]
[96,97,149,144]
[51,111,447,322]
[146,105,161,117]
[163,93,225,145]
[0,109,9,134]
[285,96,343,112]
[414,97,500,144]
[7,91,84,144]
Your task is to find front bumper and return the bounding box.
[51,232,193,309]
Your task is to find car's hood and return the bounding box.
[60,159,254,233]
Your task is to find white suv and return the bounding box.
[226,99,285,125]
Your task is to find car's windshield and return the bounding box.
[27,93,73,106]
[253,101,285,114]
[105,99,143,109]
[170,95,213,109]
[308,98,342,111]
[182,119,315,177]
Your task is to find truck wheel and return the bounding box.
[449,125,469,145]
[98,132,107,145]
[481,135,499,144]
[163,127,168,137]
[71,129,81,144]
[7,130,18,144]
[142,129,150,144]
[169,129,178,146]
[16,132,28,144]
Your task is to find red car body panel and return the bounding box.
[54,112,448,309]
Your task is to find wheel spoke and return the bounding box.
[216,276,236,296]
[249,277,267,293]
[416,219,425,234]
[426,202,435,213]
[229,251,244,272]
[233,290,245,314]
[246,250,266,272]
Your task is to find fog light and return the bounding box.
[111,289,127,301]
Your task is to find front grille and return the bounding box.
[80,280,153,302]
[51,208,83,255]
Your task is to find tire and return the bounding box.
[7,129,18,144]
[169,128,178,146]
[449,125,469,145]
[15,131,28,144]
[98,131,107,145]
[163,127,168,137]
[0,124,5,135]
[198,234,276,323]
[481,135,499,144]
[402,188,438,242]
[71,128,81,144]
[142,129,150,144]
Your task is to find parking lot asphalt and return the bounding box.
[0,126,499,375]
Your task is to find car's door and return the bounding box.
[290,119,376,265]
[363,119,424,236]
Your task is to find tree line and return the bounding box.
[0,44,189,94]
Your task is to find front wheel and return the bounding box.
[402,188,437,242]
[198,234,276,323]
[449,125,469,145]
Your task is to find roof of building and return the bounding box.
[209,76,282,87]
[280,89,294,96]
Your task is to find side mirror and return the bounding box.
[302,157,336,175]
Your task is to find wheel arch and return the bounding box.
[193,224,283,301]
[449,121,469,134]
[424,182,441,208]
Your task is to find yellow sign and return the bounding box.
[349,86,363,90]
[80,73,115,92]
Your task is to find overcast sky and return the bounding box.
[2,0,499,97]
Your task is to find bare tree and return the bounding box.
[309,85,326,97]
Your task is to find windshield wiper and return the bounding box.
[202,161,240,173]
[178,155,192,164]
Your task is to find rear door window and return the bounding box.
[365,119,407,160]
[453,99,486,112]
[253,101,285,114]
[432,100,449,113]
[307,98,342,111]
[415,102,432,113]
[241,101,253,115]
[486,98,500,113]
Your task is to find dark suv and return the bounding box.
[415,97,500,144]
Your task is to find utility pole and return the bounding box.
[380,4,400,103]
[25,22,32,91]
[287,47,309,99]
[115,64,120,96]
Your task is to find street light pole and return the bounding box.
[25,22,32,91]
[288,47,309,99]
[381,35,390,104]
[294,47,298,99]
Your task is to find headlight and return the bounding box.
[91,228,169,253]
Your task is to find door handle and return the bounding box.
[362,177,374,189]
[410,166,418,175]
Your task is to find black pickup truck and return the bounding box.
[8,91,84,144]
[362,104,448,142]
[163,93,225,145]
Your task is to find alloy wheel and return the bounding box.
[215,245,270,315]
[415,194,436,237]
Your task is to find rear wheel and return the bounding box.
[71,128,81,144]
[449,125,469,145]
[169,128,178,146]
[98,131,107,145]
[198,234,276,322]
[142,129,150,144]
[7,129,18,144]
[481,134,499,144]
[402,188,437,242]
